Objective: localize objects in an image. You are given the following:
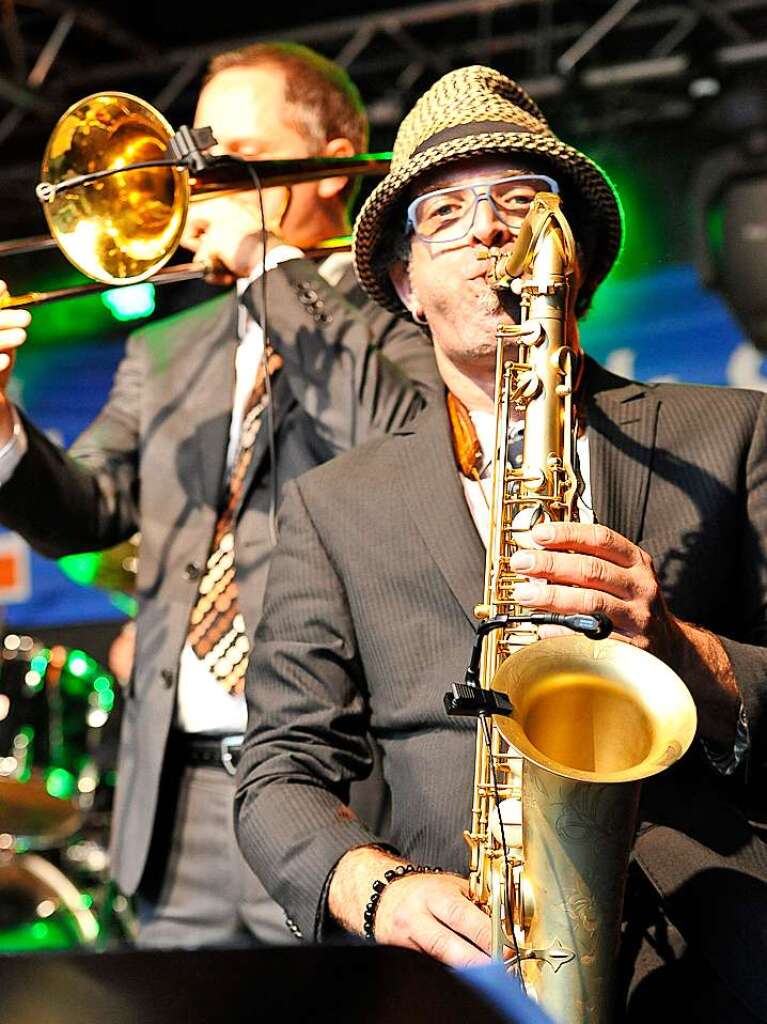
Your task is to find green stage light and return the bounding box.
[66,651,92,678]
[110,592,138,617]
[101,283,156,322]
[45,767,75,800]
[58,551,101,587]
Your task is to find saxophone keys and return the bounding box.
[490,797,523,852]
[518,939,576,974]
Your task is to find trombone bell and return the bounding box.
[40,93,189,286]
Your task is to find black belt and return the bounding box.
[175,733,244,776]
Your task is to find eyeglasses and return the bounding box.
[405,174,560,244]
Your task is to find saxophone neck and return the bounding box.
[479,192,578,305]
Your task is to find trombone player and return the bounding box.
[234,66,767,1019]
[0,42,437,948]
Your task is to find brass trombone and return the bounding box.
[0,92,391,308]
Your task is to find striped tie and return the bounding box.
[187,349,283,694]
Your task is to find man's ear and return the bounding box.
[389,259,425,323]
[317,137,355,199]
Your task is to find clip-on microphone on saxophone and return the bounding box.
[444,611,613,718]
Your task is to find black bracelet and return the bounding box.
[362,862,443,942]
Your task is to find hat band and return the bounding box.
[412,120,536,157]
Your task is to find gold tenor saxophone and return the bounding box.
[452,194,697,1023]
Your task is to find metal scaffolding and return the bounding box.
[4,0,767,236]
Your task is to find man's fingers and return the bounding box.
[514,579,629,629]
[530,521,640,567]
[428,887,493,957]
[510,549,634,598]
[410,911,491,968]
[373,872,493,968]
[1,309,31,331]
[0,329,26,351]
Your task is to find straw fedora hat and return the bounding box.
[353,65,623,317]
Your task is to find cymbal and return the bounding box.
[0,775,82,850]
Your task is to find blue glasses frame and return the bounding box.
[405,173,560,244]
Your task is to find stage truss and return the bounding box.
[3,0,767,236]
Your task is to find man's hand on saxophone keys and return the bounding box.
[509,521,740,744]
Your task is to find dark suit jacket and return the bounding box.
[235,359,767,946]
[0,257,439,896]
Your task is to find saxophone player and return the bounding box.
[236,66,767,1020]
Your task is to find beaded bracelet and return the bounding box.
[363,862,443,942]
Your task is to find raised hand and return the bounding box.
[0,281,29,419]
[181,192,289,282]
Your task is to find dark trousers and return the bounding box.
[136,751,295,949]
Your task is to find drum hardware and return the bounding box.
[0,851,99,951]
[0,634,131,951]
[0,636,117,851]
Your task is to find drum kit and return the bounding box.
[0,542,138,953]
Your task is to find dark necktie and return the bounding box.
[186,348,283,695]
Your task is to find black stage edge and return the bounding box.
[0,944,516,1024]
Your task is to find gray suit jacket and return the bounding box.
[235,359,767,943]
[0,257,439,895]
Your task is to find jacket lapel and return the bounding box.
[191,293,239,512]
[236,257,358,509]
[584,357,661,542]
[396,397,486,626]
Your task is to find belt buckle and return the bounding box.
[220,734,243,777]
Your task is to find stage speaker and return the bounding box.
[693,144,767,350]
[720,175,767,348]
